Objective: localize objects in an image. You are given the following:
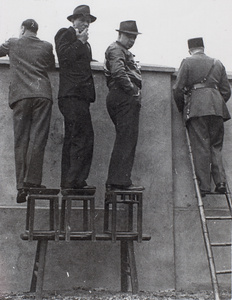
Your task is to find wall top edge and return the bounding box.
[0,58,176,73]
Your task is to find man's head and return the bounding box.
[188,37,204,55]
[116,20,141,50]
[67,5,96,32]
[20,19,38,36]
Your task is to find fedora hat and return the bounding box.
[67,5,96,23]
[116,20,141,35]
[188,37,204,49]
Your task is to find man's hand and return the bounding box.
[75,28,89,44]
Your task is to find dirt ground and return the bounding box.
[0,288,231,300]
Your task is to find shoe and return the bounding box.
[16,189,28,203]
[24,182,46,189]
[215,182,227,193]
[200,190,206,198]
[106,184,144,191]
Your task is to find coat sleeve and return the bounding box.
[55,28,87,66]
[218,62,231,102]
[173,59,188,112]
[0,39,10,57]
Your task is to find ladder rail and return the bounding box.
[185,128,220,300]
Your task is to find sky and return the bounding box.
[0,0,232,71]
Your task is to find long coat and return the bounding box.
[173,52,231,122]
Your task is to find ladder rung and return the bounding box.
[216,270,232,275]
[211,242,232,247]
[205,216,232,220]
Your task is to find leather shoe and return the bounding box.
[16,189,28,203]
[106,184,144,191]
[215,182,227,193]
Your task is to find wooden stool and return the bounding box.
[26,188,60,242]
[104,189,143,243]
[60,188,96,241]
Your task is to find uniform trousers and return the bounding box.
[58,97,94,188]
[187,115,226,191]
[13,98,52,189]
[106,86,141,186]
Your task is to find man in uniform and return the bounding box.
[0,19,55,203]
[173,37,231,196]
[104,20,144,191]
[55,5,96,190]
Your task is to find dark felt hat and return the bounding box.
[67,5,96,23]
[116,20,141,35]
[188,37,204,49]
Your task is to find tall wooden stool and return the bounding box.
[104,189,143,243]
[26,188,60,242]
[60,188,96,241]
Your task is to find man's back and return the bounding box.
[0,35,55,107]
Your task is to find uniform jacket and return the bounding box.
[173,52,231,122]
[55,26,95,102]
[104,41,142,95]
[0,35,55,108]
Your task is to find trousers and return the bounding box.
[187,115,226,191]
[106,86,141,186]
[58,97,94,188]
[13,98,52,189]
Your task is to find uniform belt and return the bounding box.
[191,83,218,90]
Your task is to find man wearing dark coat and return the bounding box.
[0,19,55,203]
[104,21,144,191]
[173,37,231,196]
[55,5,96,190]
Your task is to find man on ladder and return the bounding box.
[173,37,231,197]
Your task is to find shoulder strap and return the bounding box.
[201,58,216,83]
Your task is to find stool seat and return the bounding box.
[61,188,96,196]
[104,189,143,243]
[28,188,60,195]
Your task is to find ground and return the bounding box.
[0,288,231,300]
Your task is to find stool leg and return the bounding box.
[128,197,133,232]
[28,197,35,242]
[26,199,31,231]
[112,193,117,242]
[30,240,41,292]
[49,199,54,230]
[121,241,129,292]
[104,193,110,233]
[65,199,71,241]
[60,199,66,232]
[54,197,60,241]
[90,198,96,241]
[137,194,143,243]
[35,240,48,300]
[127,240,138,294]
[83,200,88,231]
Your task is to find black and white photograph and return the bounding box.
[0,0,232,299]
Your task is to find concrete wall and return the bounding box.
[0,60,231,293]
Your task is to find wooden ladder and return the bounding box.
[186,129,232,300]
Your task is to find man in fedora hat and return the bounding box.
[173,37,231,196]
[0,19,55,203]
[104,20,144,191]
[55,5,96,190]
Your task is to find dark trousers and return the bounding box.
[106,87,141,186]
[13,98,52,189]
[187,115,226,191]
[58,97,94,188]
